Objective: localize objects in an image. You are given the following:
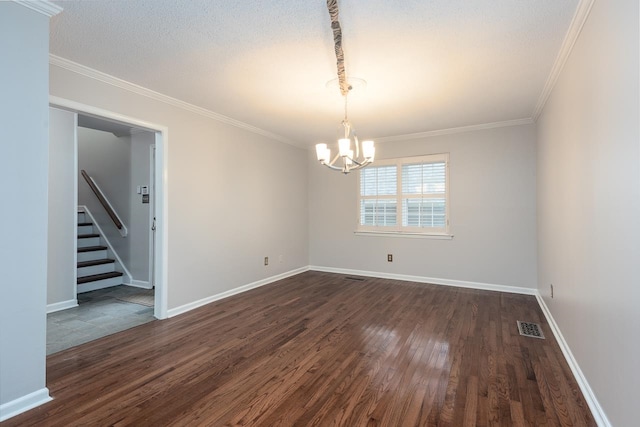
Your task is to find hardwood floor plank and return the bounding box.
[3,272,596,426]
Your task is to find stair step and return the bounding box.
[78,245,108,253]
[78,233,100,239]
[77,271,123,284]
[77,259,115,268]
[78,222,93,226]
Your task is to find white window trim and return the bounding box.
[356,153,452,238]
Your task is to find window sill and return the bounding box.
[354,231,454,240]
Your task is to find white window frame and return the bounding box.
[356,153,452,239]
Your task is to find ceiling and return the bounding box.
[50,0,580,147]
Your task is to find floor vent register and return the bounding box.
[517,321,545,339]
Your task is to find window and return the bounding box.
[357,153,450,236]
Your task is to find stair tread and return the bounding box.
[78,233,100,239]
[77,259,115,268]
[77,245,108,253]
[77,222,93,226]
[77,271,123,284]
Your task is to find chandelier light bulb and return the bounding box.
[315,143,327,162]
[338,138,351,157]
[362,140,375,160]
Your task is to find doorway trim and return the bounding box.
[50,95,169,319]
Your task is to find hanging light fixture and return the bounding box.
[315,0,375,174]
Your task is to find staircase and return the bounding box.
[77,211,123,292]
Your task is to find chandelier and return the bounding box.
[315,0,375,174]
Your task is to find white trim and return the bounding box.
[149,144,155,289]
[49,55,300,148]
[532,0,596,120]
[167,267,310,318]
[11,1,62,17]
[50,96,164,134]
[374,118,534,143]
[0,388,52,422]
[309,266,537,295]
[49,96,169,320]
[353,231,454,240]
[153,131,168,319]
[535,294,611,427]
[73,112,79,299]
[127,279,152,289]
[46,299,78,314]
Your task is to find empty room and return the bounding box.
[0,0,637,426]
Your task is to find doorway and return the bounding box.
[49,96,168,320]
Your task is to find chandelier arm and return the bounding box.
[353,134,360,158]
[322,162,344,172]
[348,161,372,171]
[328,152,341,167]
[346,156,366,167]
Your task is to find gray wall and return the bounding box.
[536,1,639,425]
[78,127,132,274]
[0,1,51,414]
[47,108,77,306]
[51,65,309,310]
[128,131,154,283]
[309,124,538,289]
[78,127,155,284]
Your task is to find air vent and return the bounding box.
[517,321,545,339]
[345,276,365,282]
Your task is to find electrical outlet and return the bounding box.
[550,284,554,298]
[264,256,269,266]
[387,254,393,262]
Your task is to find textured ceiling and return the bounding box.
[50,0,580,146]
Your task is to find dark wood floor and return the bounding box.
[4,271,595,426]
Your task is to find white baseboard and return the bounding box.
[124,279,152,289]
[309,266,537,295]
[0,388,52,422]
[167,266,310,318]
[46,299,78,314]
[535,295,611,427]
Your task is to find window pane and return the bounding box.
[360,166,397,196]
[402,162,445,195]
[360,200,397,226]
[402,198,446,228]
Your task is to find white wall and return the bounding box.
[47,107,77,307]
[309,124,538,289]
[78,127,132,270]
[536,1,639,425]
[50,65,309,310]
[0,2,52,418]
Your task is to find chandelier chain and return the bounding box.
[326,0,349,97]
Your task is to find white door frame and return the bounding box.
[49,95,169,319]
[149,144,156,289]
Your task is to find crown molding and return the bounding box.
[49,55,301,148]
[12,0,62,17]
[532,0,596,120]
[374,117,534,143]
